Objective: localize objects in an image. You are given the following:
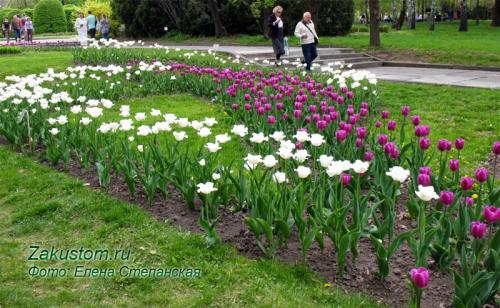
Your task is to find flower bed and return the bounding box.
[0,46,498,307]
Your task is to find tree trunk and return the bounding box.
[493,0,500,26]
[429,0,436,30]
[207,0,226,37]
[365,0,370,23]
[391,0,398,28]
[475,0,480,25]
[409,0,416,29]
[459,0,467,31]
[369,0,381,47]
[397,0,407,30]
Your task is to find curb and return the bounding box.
[381,61,500,72]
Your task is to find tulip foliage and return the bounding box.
[0,43,498,306]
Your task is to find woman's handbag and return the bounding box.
[302,22,319,45]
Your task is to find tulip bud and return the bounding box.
[381,110,389,119]
[378,134,388,146]
[492,141,500,155]
[474,168,488,183]
[455,138,465,150]
[336,130,347,142]
[401,105,410,117]
[439,191,454,207]
[419,138,431,150]
[412,115,421,126]
[364,151,374,161]
[483,206,500,223]
[460,176,474,191]
[387,120,397,131]
[410,267,429,288]
[340,173,351,186]
[449,159,459,172]
[418,173,431,186]
[470,221,487,239]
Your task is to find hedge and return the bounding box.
[33,0,67,33]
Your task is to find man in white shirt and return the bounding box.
[294,12,319,71]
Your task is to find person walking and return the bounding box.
[294,12,319,72]
[24,17,34,43]
[268,5,285,66]
[20,14,27,40]
[2,18,10,43]
[86,11,97,39]
[100,14,110,41]
[75,13,88,46]
[11,15,21,42]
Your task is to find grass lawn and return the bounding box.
[0,51,73,79]
[162,21,500,67]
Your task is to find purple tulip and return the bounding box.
[384,142,395,154]
[231,103,239,110]
[418,173,431,186]
[419,138,431,150]
[470,221,487,239]
[412,115,421,126]
[415,125,430,137]
[244,103,252,110]
[356,127,367,139]
[244,93,251,101]
[267,115,276,124]
[360,108,368,117]
[293,110,302,119]
[336,130,347,142]
[347,91,354,99]
[309,105,317,113]
[375,121,382,128]
[420,166,432,175]
[475,168,488,183]
[337,96,345,104]
[455,138,465,151]
[282,113,289,121]
[364,151,374,161]
[295,141,304,149]
[276,102,284,110]
[450,159,460,172]
[340,173,351,186]
[305,116,311,124]
[378,134,388,145]
[440,191,454,207]
[316,120,327,130]
[361,101,369,109]
[437,139,452,152]
[257,107,265,115]
[483,206,500,223]
[356,138,363,148]
[493,141,500,155]
[390,148,400,160]
[460,176,474,191]
[410,267,429,288]
[401,106,410,117]
[387,120,397,131]
[464,197,474,207]
[381,111,389,119]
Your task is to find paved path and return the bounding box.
[2,39,499,89]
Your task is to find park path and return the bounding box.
[2,38,499,89]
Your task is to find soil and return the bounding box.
[27,150,456,308]
[368,50,435,64]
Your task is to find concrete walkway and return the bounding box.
[2,39,499,89]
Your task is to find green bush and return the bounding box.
[83,1,119,37]
[62,0,84,5]
[22,8,34,19]
[0,8,23,21]
[33,0,68,33]
[0,46,22,55]
[63,4,81,32]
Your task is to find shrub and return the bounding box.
[22,8,34,19]
[33,0,68,33]
[0,46,22,55]
[0,8,23,21]
[63,4,81,32]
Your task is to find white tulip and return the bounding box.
[80,117,92,125]
[318,155,334,168]
[272,171,287,184]
[49,128,59,136]
[250,132,268,144]
[296,166,311,179]
[244,154,262,170]
[199,159,206,166]
[386,166,410,183]
[294,130,310,142]
[137,125,152,136]
[204,117,218,127]
[137,145,144,152]
[309,134,325,147]
[135,112,146,121]
[293,150,310,163]
[198,127,212,138]
[351,160,370,174]
[173,131,187,141]
[270,131,286,142]
[197,182,217,194]
[215,133,231,144]
[231,124,248,137]
[262,155,278,168]
[205,142,221,153]
[212,173,221,181]
[415,185,439,202]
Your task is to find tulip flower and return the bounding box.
[419,138,431,150]
[378,134,388,145]
[417,173,431,186]
[336,130,347,142]
[401,106,410,117]
[410,267,430,288]
[340,173,351,186]
[470,221,487,239]
[450,159,459,172]
[483,206,500,223]
[439,191,454,207]
[437,139,452,152]
[493,141,500,155]
[460,176,474,191]
[381,110,389,119]
[474,168,488,183]
[412,115,421,126]
[364,151,374,161]
[455,138,465,150]
[387,120,397,131]
[464,197,474,207]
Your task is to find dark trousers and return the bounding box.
[88,28,96,39]
[26,29,33,42]
[14,29,20,41]
[102,31,109,41]
[301,43,318,71]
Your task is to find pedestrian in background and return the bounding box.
[294,12,319,72]
[2,18,10,43]
[100,14,110,41]
[75,12,88,46]
[11,15,21,42]
[24,17,34,43]
[268,5,285,66]
[86,11,97,39]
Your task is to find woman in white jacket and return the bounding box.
[294,12,319,71]
[75,13,87,46]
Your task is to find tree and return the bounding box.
[391,0,398,28]
[429,0,436,30]
[207,0,226,37]
[397,0,407,30]
[408,0,416,29]
[369,0,381,47]
[459,0,467,31]
[493,0,500,26]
